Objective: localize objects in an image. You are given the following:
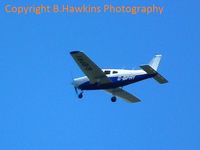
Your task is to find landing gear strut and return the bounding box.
[111,96,117,102]
[78,92,83,99]
[74,87,84,99]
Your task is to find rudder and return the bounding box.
[149,55,162,71]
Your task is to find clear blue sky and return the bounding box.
[0,0,200,150]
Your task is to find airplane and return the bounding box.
[70,51,168,103]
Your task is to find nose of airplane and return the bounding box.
[71,79,79,88]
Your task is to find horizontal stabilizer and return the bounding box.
[140,65,168,84]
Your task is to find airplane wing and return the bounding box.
[106,88,141,103]
[70,51,112,84]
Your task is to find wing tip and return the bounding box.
[70,51,81,55]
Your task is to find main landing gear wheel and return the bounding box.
[111,96,117,102]
[78,92,83,99]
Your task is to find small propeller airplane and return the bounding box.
[70,51,168,103]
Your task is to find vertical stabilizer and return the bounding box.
[149,55,162,71]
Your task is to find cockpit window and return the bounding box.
[104,70,110,75]
[113,71,118,74]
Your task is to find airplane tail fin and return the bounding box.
[149,54,162,71]
[140,55,168,84]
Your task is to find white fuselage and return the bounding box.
[72,69,152,90]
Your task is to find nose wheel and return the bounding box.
[78,92,83,99]
[74,87,84,99]
[111,96,117,102]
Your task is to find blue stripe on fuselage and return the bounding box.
[78,74,155,90]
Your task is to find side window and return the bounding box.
[113,71,118,74]
[104,70,110,75]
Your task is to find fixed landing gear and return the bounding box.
[78,92,83,99]
[111,96,117,102]
[74,87,84,99]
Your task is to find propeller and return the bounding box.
[74,86,78,95]
[70,71,79,95]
